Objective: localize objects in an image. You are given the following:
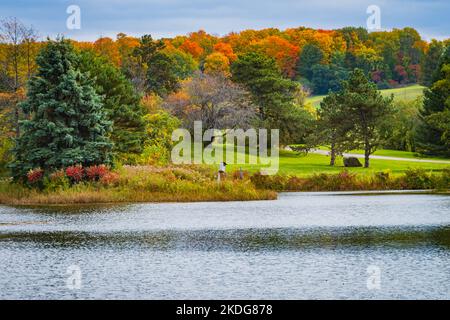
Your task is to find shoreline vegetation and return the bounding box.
[0,164,448,206]
[0,165,277,206]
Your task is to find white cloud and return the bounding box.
[1,0,448,40]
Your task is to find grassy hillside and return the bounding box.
[306,84,425,108]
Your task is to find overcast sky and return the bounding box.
[1,0,448,41]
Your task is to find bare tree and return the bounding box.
[0,17,39,136]
[21,25,39,80]
[163,72,257,134]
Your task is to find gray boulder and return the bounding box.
[343,157,363,167]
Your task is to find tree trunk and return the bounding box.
[14,95,20,137]
[364,138,370,168]
[15,107,20,137]
[330,141,336,166]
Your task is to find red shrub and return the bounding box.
[66,165,84,182]
[85,165,109,181]
[99,172,120,186]
[27,168,44,184]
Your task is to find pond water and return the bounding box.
[0,192,449,299]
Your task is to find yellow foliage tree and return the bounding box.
[204,52,230,76]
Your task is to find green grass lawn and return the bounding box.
[227,149,449,177]
[306,84,425,108]
[347,149,422,159]
[316,146,450,161]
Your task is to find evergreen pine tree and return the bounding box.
[231,52,313,145]
[296,44,324,80]
[78,50,146,162]
[315,92,355,166]
[336,69,394,168]
[416,45,450,156]
[421,40,444,87]
[231,52,297,121]
[131,35,180,96]
[10,39,113,180]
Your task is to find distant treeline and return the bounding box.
[1,25,449,94]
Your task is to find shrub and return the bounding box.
[85,165,109,181]
[250,172,270,189]
[44,170,69,191]
[99,171,120,187]
[140,110,181,165]
[50,169,65,181]
[441,168,450,188]
[248,169,446,192]
[400,168,432,189]
[285,176,305,190]
[333,170,359,190]
[430,168,450,190]
[172,167,206,183]
[250,172,288,190]
[302,173,328,191]
[139,144,170,166]
[0,136,13,176]
[27,168,44,185]
[66,165,84,183]
[372,171,391,189]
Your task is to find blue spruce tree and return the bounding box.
[10,39,113,180]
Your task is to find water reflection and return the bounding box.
[1,226,450,250]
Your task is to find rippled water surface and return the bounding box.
[0,192,449,299]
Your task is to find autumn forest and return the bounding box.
[0,18,449,198]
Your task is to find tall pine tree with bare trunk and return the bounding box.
[341,69,394,168]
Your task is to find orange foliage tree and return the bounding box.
[187,30,218,56]
[204,52,230,76]
[93,37,121,66]
[213,42,237,62]
[252,36,300,78]
[180,39,204,60]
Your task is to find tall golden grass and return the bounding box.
[0,165,277,205]
[250,168,450,191]
[0,166,448,206]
